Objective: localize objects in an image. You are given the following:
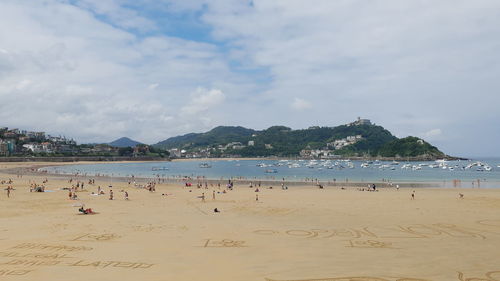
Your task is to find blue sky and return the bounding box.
[0,0,500,157]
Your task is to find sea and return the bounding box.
[42,158,500,188]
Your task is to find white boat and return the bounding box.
[401,164,411,169]
[151,167,169,171]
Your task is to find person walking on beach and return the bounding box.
[125,191,129,200]
[201,193,205,202]
[212,190,215,200]
[256,194,259,201]
[411,190,415,200]
[7,186,12,198]
[109,190,114,200]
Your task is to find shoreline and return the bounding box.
[3,161,498,189]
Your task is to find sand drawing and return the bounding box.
[67,260,154,269]
[476,220,500,227]
[264,271,500,281]
[345,240,395,249]
[0,241,154,273]
[458,271,500,281]
[0,269,33,276]
[131,225,167,233]
[201,239,247,248]
[9,243,93,252]
[71,233,120,242]
[0,259,154,270]
[253,221,499,241]
[265,277,431,281]
[254,230,280,235]
[0,259,62,267]
[0,251,75,259]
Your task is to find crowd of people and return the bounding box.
[1,172,476,215]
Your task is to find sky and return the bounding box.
[0,0,499,157]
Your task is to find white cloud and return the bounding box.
[291,98,312,111]
[181,88,225,115]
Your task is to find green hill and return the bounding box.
[154,126,256,149]
[377,136,446,158]
[153,123,449,159]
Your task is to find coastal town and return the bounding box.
[0,127,161,158]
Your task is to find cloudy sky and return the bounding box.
[1,0,499,157]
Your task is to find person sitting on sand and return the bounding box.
[459,193,464,199]
[214,208,220,213]
[78,205,94,214]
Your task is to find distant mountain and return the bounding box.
[153,123,450,159]
[109,137,142,147]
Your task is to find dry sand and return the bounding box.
[0,162,500,281]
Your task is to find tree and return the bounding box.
[118,147,134,156]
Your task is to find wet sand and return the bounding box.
[0,162,500,281]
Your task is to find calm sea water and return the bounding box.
[43,158,500,188]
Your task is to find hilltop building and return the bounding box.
[348,117,371,126]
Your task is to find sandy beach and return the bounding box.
[1,162,500,281]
